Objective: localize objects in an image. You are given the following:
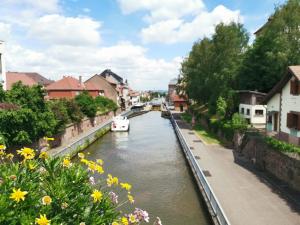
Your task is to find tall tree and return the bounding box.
[181,22,249,115]
[239,0,300,93]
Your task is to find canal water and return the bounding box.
[84,111,211,225]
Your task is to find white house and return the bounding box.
[238,90,267,129]
[0,41,6,90]
[264,66,300,146]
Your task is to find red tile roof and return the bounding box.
[6,72,53,90]
[46,76,97,91]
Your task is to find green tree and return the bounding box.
[75,91,97,118]
[239,0,300,93]
[64,99,84,123]
[48,100,70,133]
[181,22,249,114]
[0,84,5,102]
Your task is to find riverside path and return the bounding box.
[173,113,300,225]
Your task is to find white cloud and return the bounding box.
[0,22,11,41]
[28,15,101,46]
[118,0,204,22]
[141,5,242,43]
[0,0,60,26]
[5,42,181,90]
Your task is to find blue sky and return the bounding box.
[0,0,286,90]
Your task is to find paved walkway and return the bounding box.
[174,116,300,225]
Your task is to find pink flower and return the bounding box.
[89,176,95,185]
[153,217,162,225]
[134,208,149,223]
[109,191,118,204]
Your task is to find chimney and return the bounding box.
[79,75,82,84]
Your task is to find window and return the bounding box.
[287,112,300,130]
[290,79,300,95]
[99,90,105,96]
[268,115,272,123]
[246,109,250,115]
[241,108,244,114]
[255,110,264,116]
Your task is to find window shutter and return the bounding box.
[297,115,300,131]
[287,113,293,128]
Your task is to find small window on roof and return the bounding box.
[255,110,264,116]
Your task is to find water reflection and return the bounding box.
[84,111,211,225]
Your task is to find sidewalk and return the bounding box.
[174,115,300,225]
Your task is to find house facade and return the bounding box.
[0,41,6,90]
[46,76,99,99]
[84,75,118,103]
[238,90,267,129]
[264,66,300,146]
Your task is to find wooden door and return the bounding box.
[274,113,278,131]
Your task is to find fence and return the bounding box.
[170,112,231,225]
[53,110,133,157]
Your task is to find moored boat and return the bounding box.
[111,116,130,132]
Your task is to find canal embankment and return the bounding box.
[48,110,133,157]
[171,111,300,225]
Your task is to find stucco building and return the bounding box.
[84,74,118,103]
[238,90,267,129]
[264,66,300,146]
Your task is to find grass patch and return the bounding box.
[194,124,221,145]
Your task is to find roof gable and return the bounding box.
[263,66,300,103]
[46,76,85,91]
[100,69,123,84]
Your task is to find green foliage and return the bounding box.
[0,84,5,102]
[216,96,227,118]
[63,99,84,123]
[230,113,248,131]
[239,0,300,93]
[0,157,119,224]
[48,100,70,133]
[181,22,249,113]
[265,136,300,155]
[75,91,97,118]
[181,113,192,123]
[95,96,118,112]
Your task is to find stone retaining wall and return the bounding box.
[234,133,300,192]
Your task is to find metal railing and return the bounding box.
[54,110,133,157]
[169,111,231,225]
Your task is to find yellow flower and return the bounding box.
[127,194,134,204]
[96,159,103,165]
[0,144,6,150]
[6,153,14,160]
[78,152,85,159]
[87,161,104,174]
[128,214,136,223]
[80,158,89,165]
[112,222,119,225]
[61,202,69,209]
[10,188,28,203]
[121,217,129,225]
[17,147,35,160]
[62,157,72,168]
[39,152,49,159]
[107,174,118,187]
[44,137,55,141]
[35,214,50,225]
[120,183,132,191]
[91,189,102,203]
[0,149,5,156]
[79,223,85,225]
[42,195,52,205]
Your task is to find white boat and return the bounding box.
[111,116,130,132]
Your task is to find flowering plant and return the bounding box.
[0,145,160,225]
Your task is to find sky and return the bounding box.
[0,0,286,90]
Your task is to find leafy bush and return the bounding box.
[48,100,70,133]
[0,146,154,224]
[265,137,300,155]
[230,113,248,131]
[75,91,97,118]
[63,99,84,123]
[181,113,192,123]
[95,96,118,112]
[216,96,227,118]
